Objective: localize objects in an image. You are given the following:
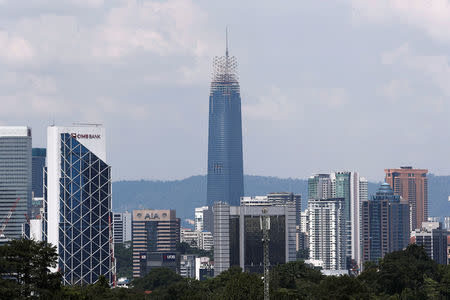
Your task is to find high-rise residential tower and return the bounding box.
[361,183,410,265]
[206,38,244,207]
[308,172,367,267]
[0,127,32,242]
[385,167,428,231]
[45,125,114,285]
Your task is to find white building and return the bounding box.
[194,206,209,231]
[113,211,132,243]
[308,172,367,268]
[181,228,213,251]
[45,125,114,285]
[308,198,346,271]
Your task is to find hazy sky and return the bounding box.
[1,0,449,182]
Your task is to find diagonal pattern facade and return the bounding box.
[58,133,113,285]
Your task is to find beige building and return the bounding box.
[132,209,180,278]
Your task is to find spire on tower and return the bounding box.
[226,26,229,57]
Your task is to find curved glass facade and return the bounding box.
[58,133,113,285]
[207,54,244,207]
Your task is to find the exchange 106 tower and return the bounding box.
[206,37,244,207]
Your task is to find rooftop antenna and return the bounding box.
[226,26,229,57]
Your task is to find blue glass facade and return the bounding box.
[32,148,46,198]
[207,54,244,207]
[58,133,113,285]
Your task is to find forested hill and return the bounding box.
[112,174,450,221]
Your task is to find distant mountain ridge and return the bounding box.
[112,174,450,221]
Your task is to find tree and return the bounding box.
[132,267,183,291]
[0,239,62,299]
[115,242,133,278]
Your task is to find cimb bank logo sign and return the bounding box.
[71,133,101,139]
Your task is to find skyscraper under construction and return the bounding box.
[207,35,244,207]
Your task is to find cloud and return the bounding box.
[381,44,450,97]
[244,86,348,121]
[0,31,34,63]
[351,0,450,43]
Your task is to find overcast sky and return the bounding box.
[1,0,449,182]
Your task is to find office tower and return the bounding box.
[32,148,46,198]
[0,127,32,242]
[213,200,296,276]
[308,172,367,267]
[45,125,114,285]
[385,167,428,230]
[361,183,410,264]
[132,209,180,278]
[307,198,346,271]
[206,40,244,207]
[113,212,132,244]
[267,193,301,226]
[412,222,449,265]
[195,206,209,231]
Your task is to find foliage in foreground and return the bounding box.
[2,240,450,299]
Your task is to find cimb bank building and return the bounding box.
[44,125,114,286]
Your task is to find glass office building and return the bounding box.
[32,148,46,198]
[207,45,244,207]
[46,126,114,285]
[0,127,32,242]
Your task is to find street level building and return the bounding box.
[361,183,410,265]
[45,125,114,285]
[213,200,296,276]
[385,167,428,230]
[132,209,180,278]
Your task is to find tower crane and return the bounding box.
[0,198,21,239]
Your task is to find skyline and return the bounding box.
[1,1,450,181]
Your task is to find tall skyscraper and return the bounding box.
[132,209,180,278]
[32,148,46,198]
[0,127,32,241]
[385,167,428,230]
[361,183,410,265]
[308,172,367,267]
[307,198,346,272]
[45,125,114,285]
[206,38,244,207]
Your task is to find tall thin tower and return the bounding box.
[207,31,244,207]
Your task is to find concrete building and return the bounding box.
[44,125,114,285]
[139,252,179,276]
[443,217,450,230]
[412,222,449,265]
[385,167,428,230]
[180,228,213,251]
[195,257,214,280]
[213,200,296,276]
[132,209,180,278]
[195,206,209,231]
[113,211,132,244]
[180,254,197,278]
[307,198,346,271]
[0,127,32,242]
[361,183,410,265]
[308,172,367,267]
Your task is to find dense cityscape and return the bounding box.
[1,2,450,300]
